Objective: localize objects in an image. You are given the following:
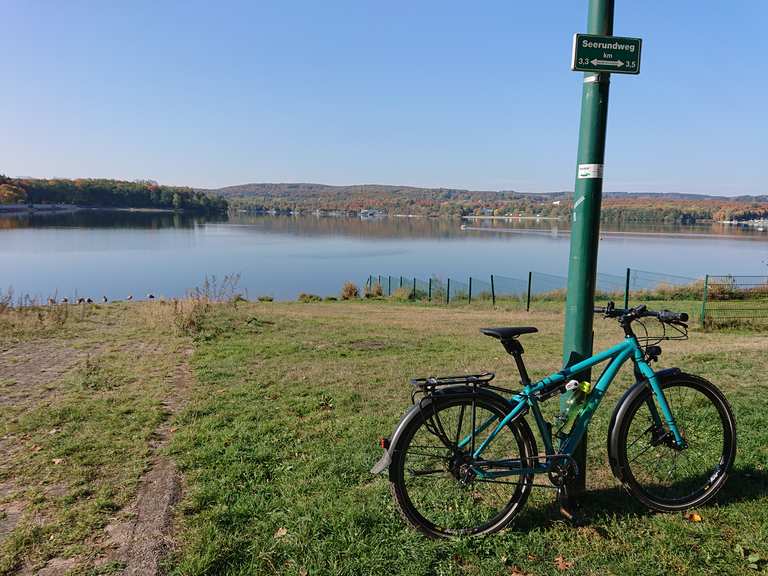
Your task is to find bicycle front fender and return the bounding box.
[607,367,681,482]
[370,385,521,479]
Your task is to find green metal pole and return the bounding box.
[446,278,451,305]
[428,278,432,302]
[700,274,709,327]
[561,0,615,512]
[388,276,391,296]
[412,277,416,300]
[624,267,631,309]
[491,274,496,306]
[469,277,473,304]
[526,271,533,312]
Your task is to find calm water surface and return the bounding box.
[2,211,767,301]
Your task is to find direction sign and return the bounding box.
[571,34,642,74]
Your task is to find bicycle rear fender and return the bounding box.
[370,385,524,479]
[607,367,681,482]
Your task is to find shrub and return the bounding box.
[324,296,338,302]
[341,282,360,300]
[365,283,384,298]
[391,287,414,302]
[257,295,274,302]
[298,293,322,303]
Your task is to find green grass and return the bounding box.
[0,303,190,574]
[167,301,768,576]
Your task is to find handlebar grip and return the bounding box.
[657,310,689,323]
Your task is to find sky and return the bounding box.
[2,1,766,195]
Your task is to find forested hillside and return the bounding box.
[0,176,227,212]
[206,182,768,223]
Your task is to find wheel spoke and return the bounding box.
[396,397,533,536]
[620,379,733,507]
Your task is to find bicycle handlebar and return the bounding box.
[593,302,688,324]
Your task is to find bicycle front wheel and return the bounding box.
[615,373,736,512]
[389,392,536,538]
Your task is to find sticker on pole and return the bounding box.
[577,164,604,179]
[571,33,642,74]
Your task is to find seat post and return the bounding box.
[504,339,531,387]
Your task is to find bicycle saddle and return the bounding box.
[480,327,538,340]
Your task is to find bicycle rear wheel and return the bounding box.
[615,373,736,511]
[389,392,536,538]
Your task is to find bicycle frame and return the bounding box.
[461,336,685,480]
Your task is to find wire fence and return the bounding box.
[365,268,704,310]
[701,275,768,324]
[362,270,767,328]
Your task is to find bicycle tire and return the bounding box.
[614,372,736,512]
[389,392,536,538]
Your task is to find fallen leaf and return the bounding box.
[508,567,532,576]
[684,512,702,522]
[48,428,60,435]
[31,445,42,453]
[52,458,63,465]
[299,569,308,576]
[526,554,538,561]
[554,556,573,571]
[274,527,288,539]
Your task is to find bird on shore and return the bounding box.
[77,297,86,304]
[61,297,69,304]
[86,297,94,304]
[102,296,108,303]
[47,298,56,305]
[126,295,133,301]
[147,293,155,300]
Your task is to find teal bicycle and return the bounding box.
[372,303,737,538]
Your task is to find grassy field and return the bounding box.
[1,299,767,575]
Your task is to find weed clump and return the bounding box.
[365,283,384,299]
[391,287,414,302]
[340,282,360,300]
[257,295,274,302]
[298,293,322,303]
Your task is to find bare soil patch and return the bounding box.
[99,348,193,575]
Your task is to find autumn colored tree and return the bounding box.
[0,183,27,204]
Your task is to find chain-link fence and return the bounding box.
[701,275,768,325]
[363,269,733,319]
[626,269,701,303]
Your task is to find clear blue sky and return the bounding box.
[2,1,766,195]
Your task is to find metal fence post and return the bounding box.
[491,274,496,306]
[624,267,630,309]
[469,277,473,304]
[526,271,533,312]
[412,277,416,300]
[428,278,432,302]
[399,276,403,289]
[446,278,451,305]
[388,276,391,296]
[700,274,709,327]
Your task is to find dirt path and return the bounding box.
[98,347,193,576]
[1,336,196,575]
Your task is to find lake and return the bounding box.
[2,211,767,301]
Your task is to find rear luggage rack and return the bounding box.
[410,372,495,390]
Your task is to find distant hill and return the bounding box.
[202,183,768,223]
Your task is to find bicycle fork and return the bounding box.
[634,354,686,448]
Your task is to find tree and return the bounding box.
[0,183,27,204]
